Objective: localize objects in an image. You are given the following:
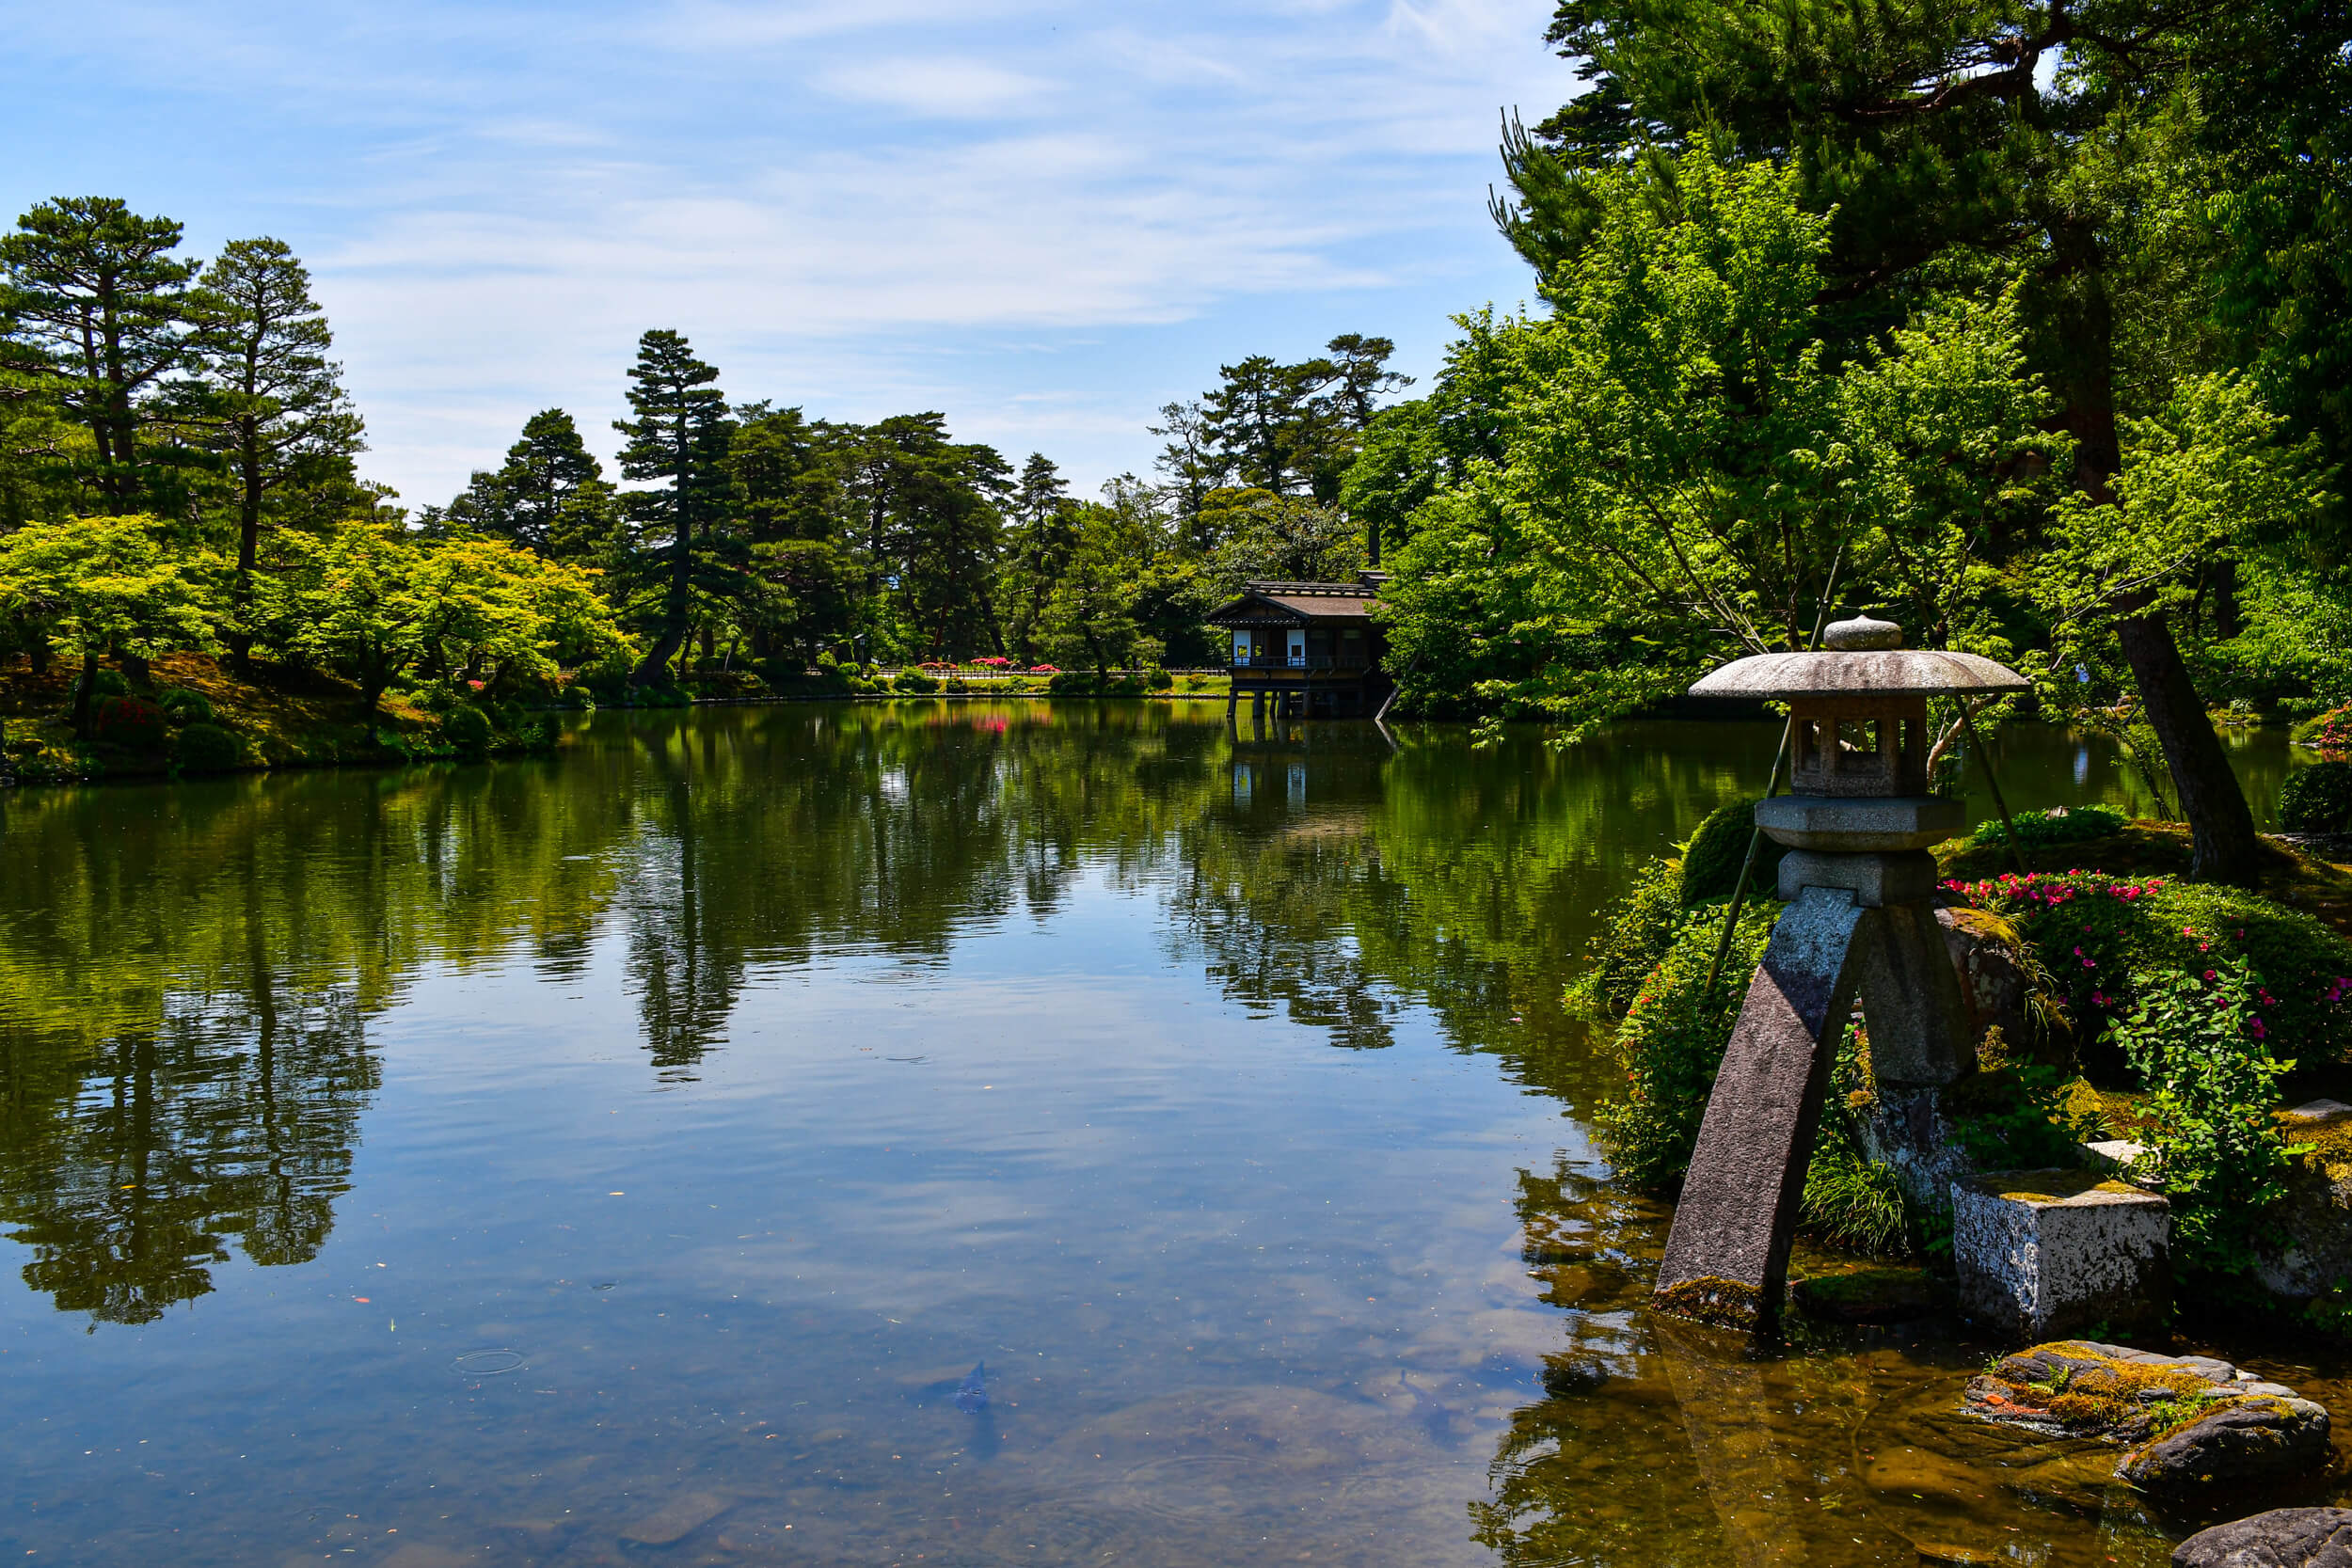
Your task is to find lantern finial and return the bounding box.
[1821,614,1901,651]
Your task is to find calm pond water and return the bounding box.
[0,702,2334,1567]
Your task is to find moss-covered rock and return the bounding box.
[1963,1339,2330,1496]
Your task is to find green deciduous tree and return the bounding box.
[0,514,220,733]
[257,524,631,715]
[1382,150,2051,730]
[1493,0,2332,882]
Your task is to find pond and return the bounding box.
[0,702,2335,1567]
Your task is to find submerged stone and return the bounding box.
[2173,1507,2352,1568]
[1788,1265,1939,1324]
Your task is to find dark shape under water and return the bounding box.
[956,1362,988,1412]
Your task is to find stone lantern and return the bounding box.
[1652,615,2028,1333]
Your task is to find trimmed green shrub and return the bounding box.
[158,688,215,724]
[1949,870,2352,1066]
[1678,798,1789,904]
[176,722,241,773]
[1968,803,2129,847]
[92,696,167,750]
[1046,671,1103,696]
[1145,666,1172,690]
[889,668,940,694]
[441,705,492,757]
[2280,761,2352,832]
[92,670,131,698]
[1592,897,1779,1190]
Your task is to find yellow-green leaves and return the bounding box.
[0,513,221,661]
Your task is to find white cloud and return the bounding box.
[816,56,1060,118]
[0,0,1567,503]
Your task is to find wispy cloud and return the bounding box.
[0,0,1567,503]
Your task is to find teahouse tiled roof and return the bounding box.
[1205,578,1383,626]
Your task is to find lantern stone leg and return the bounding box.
[1651,615,2028,1335]
[1652,887,1874,1330]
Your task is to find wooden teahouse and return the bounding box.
[1205,574,1391,724]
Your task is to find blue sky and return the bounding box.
[2,1,1567,509]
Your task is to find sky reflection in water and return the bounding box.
[0,704,2322,1566]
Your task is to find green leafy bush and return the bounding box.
[2107,958,2302,1275]
[1592,898,1779,1191]
[1046,671,1102,696]
[889,668,940,694]
[1947,870,2352,1066]
[158,688,215,724]
[1145,666,1172,690]
[1967,803,2128,847]
[175,722,241,773]
[92,696,167,750]
[441,705,492,757]
[2280,761,2352,832]
[1678,798,1788,904]
[91,670,131,699]
[1567,855,1687,1021]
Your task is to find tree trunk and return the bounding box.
[631,624,688,688]
[2052,215,2262,886]
[71,650,98,736]
[2117,608,2264,885]
[231,420,262,666]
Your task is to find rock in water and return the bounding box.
[1962,1339,2331,1496]
[2173,1507,2352,1568]
[2120,1397,2333,1496]
[956,1361,988,1412]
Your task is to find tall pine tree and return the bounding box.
[612,330,732,686]
[192,237,367,657]
[0,198,200,516]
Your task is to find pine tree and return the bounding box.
[191,237,367,657]
[449,409,612,560]
[0,198,200,516]
[998,453,1084,664]
[612,330,733,686]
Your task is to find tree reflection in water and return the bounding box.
[0,699,2240,1567]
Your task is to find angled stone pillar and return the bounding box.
[1655,888,1872,1328]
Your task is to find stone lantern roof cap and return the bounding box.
[1687,617,2030,700]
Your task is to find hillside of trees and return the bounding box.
[0,196,1412,729]
[4,0,2351,889]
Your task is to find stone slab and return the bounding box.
[1953,1170,2169,1339]
[2287,1099,2352,1123]
[1656,887,1869,1329]
[1755,794,1967,852]
[1776,847,1939,908]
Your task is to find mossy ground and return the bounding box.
[1935,821,2352,939]
[0,652,431,780]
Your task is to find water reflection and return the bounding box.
[0,703,2317,1565]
